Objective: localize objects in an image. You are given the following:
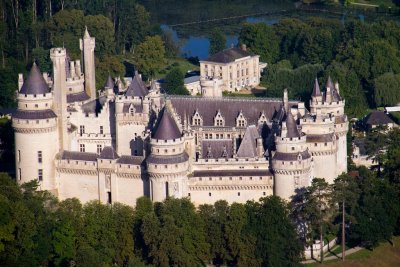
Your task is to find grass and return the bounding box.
[155,57,199,80]
[350,0,395,8]
[304,236,400,267]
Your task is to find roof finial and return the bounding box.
[84,26,90,38]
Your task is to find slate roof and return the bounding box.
[285,111,300,138]
[147,152,189,164]
[61,151,98,162]
[306,133,335,143]
[125,71,148,97]
[13,109,57,120]
[365,111,396,126]
[312,78,321,97]
[201,139,233,159]
[99,146,119,159]
[122,103,143,113]
[20,63,50,95]
[273,150,311,161]
[153,108,182,140]
[193,169,272,177]
[169,96,297,127]
[81,96,107,114]
[104,75,114,89]
[184,75,200,84]
[117,156,144,165]
[237,125,260,158]
[204,47,254,63]
[67,91,90,103]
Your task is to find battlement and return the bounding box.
[50,47,67,57]
[196,156,267,165]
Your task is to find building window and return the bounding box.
[238,192,240,196]
[263,192,266,196]
[80,144,85,152]
[97,144,102,154]
[188,193,191,197]
[18,150,21,162]
[107,192,112,204]
[100,126,104,134]
[38,151,42,163]
[18,168,21,180]
[209,192,212,196]
[38,169,43,181]
[80,125,85,135]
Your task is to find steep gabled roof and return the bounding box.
[365,111,396,126]
[312,78,321,97]
[20,63,50,95]
[204,47,254,63]
[285,111,300,138]
[104,75,114,89]
[99,146,119,159]
[125,71,148,97]
[237,125,260,158]
[153,108,181,140]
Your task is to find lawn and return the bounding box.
[305,236,400,267]
[155,57,199,80]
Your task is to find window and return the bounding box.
[107,192,112,204]
[238,120,245,127]
[216,119,223,126]
[80,125,85,135]
[188,193,191,197]
[38,169,43,181]
[38,151,42,163]
[97,144,102,154]
[238,192,240,196]
[100,126,104,134]
[209,192,212,196]
[18,168,21,180]
[263,192,266,196]
[291,147,295,151]
[80,144,85,152]
[18,150,21,163]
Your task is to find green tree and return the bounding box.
[112,203,135,266]
[239,22,279,63]
[164,67,189,95]
[134,35,166,79]
[209,29,226,55]
[374,72,400,107]
[332,173,361,261]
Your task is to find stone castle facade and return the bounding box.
[12,30,348,207]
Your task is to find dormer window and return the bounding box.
[214,110,225,127]
[236,111,247,128]
[192,110,203,126]
[258,112,267,124]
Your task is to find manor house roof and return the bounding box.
[365,111,396,126]
[203,47,255,64]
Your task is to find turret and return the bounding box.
[12,63,59,192]
[272,101,312,200]
[80,27,96,100]
[147,107,189,202]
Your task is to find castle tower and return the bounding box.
[147,107,189,202]
[272,91,312,200]
[50,47,69,151]
[309,77,348,177]
[12,63,59,192]
[80,27,96,100]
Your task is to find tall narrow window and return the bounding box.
[38,169,43,181]
[97,144,102,154]
[38,151,42,163]
[18,150,21,163]
[107,192,112,204]
[100,126,104,134]
[18,168,21,180]
[80,125,85,136]
[80,144,85,152]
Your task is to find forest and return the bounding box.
[1,128,400,267]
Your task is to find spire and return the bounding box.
[20,62,50,95]
[285,110,300,138]
[326,76,334,90]
[84,26,90,39]
[104,75,114,89]
[125,71,148,97]
[153,108,181,140]
[312,78,321,97]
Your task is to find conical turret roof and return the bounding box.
[285,111,300,138]
[326,76,334,90]
[125,71,148,97]
[20,63,50,95]
[104,75,114,89]
[153,108,181,140]
[312,78,321,97]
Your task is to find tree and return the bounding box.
[332,173,361,261]
[247,196,303,266]
[239,22,280,63]
[112,203,135,266]
[209,29,226,55]
[374,72,400,107]
[134,35,166,79]
[164,67,189,95]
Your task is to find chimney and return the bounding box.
[18,74,23,91]
[283,88,289,112]
[241,44,247,51]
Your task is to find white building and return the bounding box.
[12,30,348,207]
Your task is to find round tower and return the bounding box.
[80,27,96,100]
[147,107,189,202]
[12,63,59,192]
[272,107,313,201]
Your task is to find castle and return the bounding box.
[12,30,348,207]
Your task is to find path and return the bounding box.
[302,246,363,264]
